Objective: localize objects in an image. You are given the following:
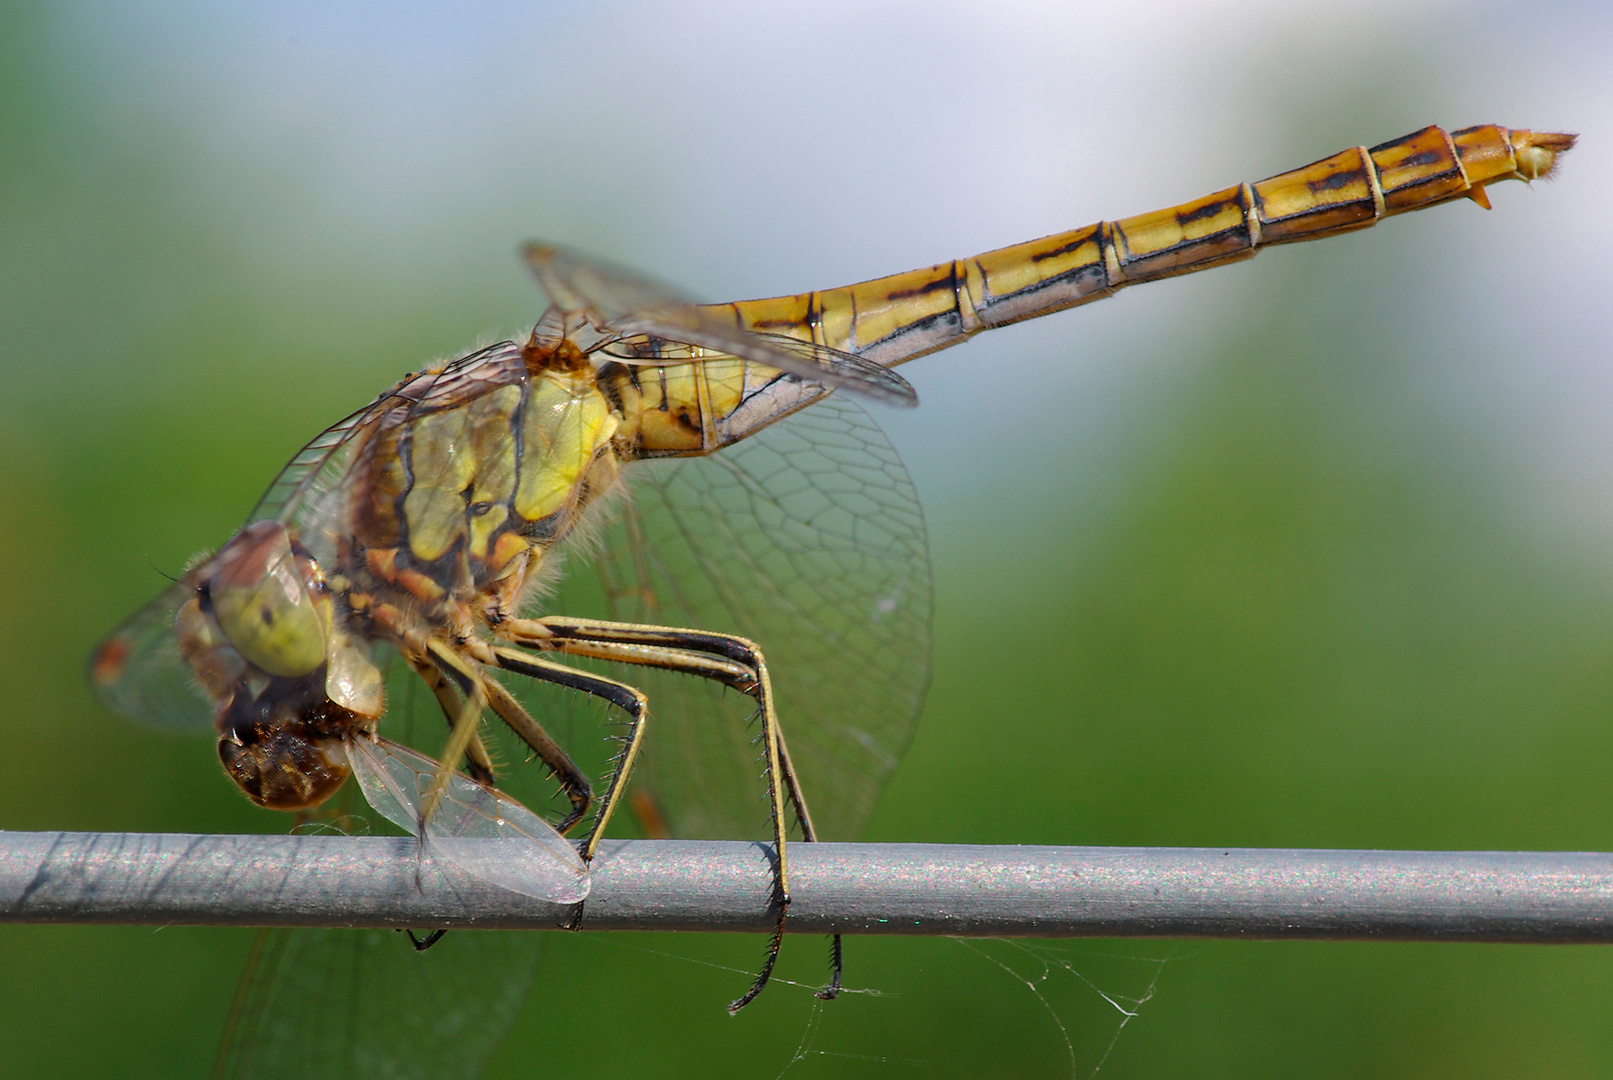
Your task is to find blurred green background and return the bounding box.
[4,1,1612,1076]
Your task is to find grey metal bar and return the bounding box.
[3,831,1611,941]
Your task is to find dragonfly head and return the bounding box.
[177,520,386,811]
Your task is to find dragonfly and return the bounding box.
[89,122,1572,1077]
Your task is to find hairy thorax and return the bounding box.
[333,343,623,639]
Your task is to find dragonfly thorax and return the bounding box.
[337,344,623,621]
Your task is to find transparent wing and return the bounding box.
[348,736,590,903]
[538,394,931,842]
[212,925,541,1080]
[87,395,387,735]
[603,312,918,407]
[247,395,387,527]
[87,581,214,732]
[524,243,918,407]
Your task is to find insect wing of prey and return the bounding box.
[348,735,589,903]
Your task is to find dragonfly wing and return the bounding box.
[540,394,931,841]
[89,375,395,734]
[611,313,917,407]
[247,395,388,528]
[522,242,673,325]
[347,736,590,903]
[524,243,917,406]
[88,389,387,733]
[87,581,214,733]
[212,924,541,1080]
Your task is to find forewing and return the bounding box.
[247,395,386,528]
[523,242,678,324]
[606,314,917,407]
[87,581,213,733]
[543,394,931,842]
[87,391,389,734]
[524,244,917,407]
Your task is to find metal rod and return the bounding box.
[3,831,1611,941]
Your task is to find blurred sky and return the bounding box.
[4,1,1613,1077]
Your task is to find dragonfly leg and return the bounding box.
[774,726,842,1001]
[405,929,446,950]
[499,614,818,1011]
[403,652,497,785]
[414,638,597,835]
[417,640,492,829]
[485,646,645,846]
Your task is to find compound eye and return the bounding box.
[208,521,327,678]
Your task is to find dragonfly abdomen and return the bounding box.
[582,124,1574,466]
[723,124,1573,367]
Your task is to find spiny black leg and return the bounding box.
[503,615,834,1012]
[488,646,646,858]
[405,929,447,951]
[816,935,844,1001]
[729,908,789,1015]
